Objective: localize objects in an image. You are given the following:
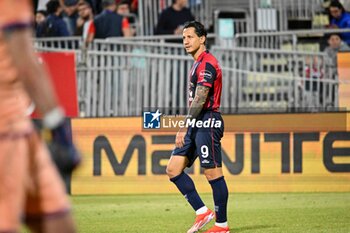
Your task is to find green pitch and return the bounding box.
[72,193,350,233]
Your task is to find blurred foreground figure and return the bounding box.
[0,0,80,232]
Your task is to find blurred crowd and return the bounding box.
[33,0,350,51]
[323,0,350,64]
[34,0,197,41]
[34,0,138,45]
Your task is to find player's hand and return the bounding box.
[43,119,81,177]
[175,129,186,148]
[76,17,85,27]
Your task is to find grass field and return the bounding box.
[71,192,350,233]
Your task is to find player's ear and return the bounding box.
[199,35,205,44]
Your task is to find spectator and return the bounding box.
[303,56,324,108]
[116,0,138,15]
[36,0,70,37]
[88,0,128,39]
[324,33,350,68]
[59,0,79,36]
[325,0,350,11]
[116,0,131,15]
[116,0,136,36]
[323,33,350,106]
[75,0,94,45]
[328,0,350,45]
[35,10,47,25]
[155,0,194,35]
[35,10,47,37]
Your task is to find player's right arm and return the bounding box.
[3,28,60,116]
[0,0,58,116]
[175,60,214,148]
[175,85,210,148]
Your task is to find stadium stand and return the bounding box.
[34,0,349,117]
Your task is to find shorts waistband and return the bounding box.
[0,130,34,140]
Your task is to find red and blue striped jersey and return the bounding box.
[188,50,222,112]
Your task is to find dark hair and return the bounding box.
[327,32,342,40]
[119,0,130,4]
[329,0,346,12]
[78,0,92,8]
[102,0,115,8]
[46,0,60,14]
[183,21,207,38]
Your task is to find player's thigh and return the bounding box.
[25,133,71,220]
[0,135,30,231]
[171,127,198,171]
[195,128,223,169]
[166,155,189,177]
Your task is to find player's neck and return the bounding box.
[192,46,206,61]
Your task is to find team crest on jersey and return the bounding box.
[199,70,212,81]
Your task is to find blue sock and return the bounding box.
[209,176,228,223]
[170,172,205,211]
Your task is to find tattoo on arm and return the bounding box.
[187,85,210,120]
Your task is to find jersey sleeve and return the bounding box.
[0,0,33,31]
[197,62,217,88]
[88,21,95,35]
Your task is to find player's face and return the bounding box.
[183,27,204,55]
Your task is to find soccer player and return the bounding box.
[166,21,230,233]
[0,0,79,232]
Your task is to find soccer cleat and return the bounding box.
[203,225,230,233]
[187,209,215,233]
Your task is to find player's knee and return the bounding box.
[204,172,216,181]
[204,167,223,181]
[165,165,174,178]
[166,165,180,178]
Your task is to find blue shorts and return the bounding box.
[172,111,224,168]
